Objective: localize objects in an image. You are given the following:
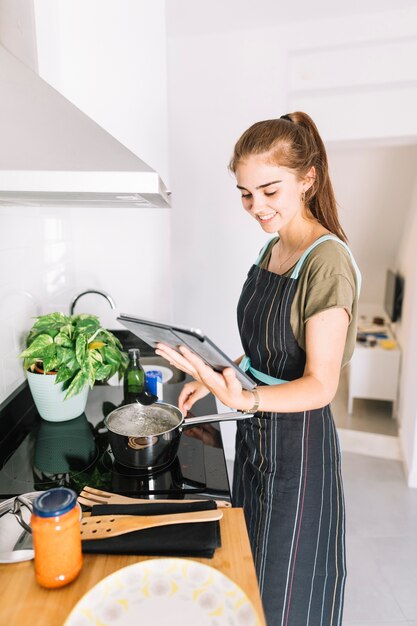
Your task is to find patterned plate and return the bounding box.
[64,558,261,626]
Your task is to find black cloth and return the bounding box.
[82,500,221,558]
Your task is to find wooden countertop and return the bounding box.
[0,508,266,625]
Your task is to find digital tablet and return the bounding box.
[117,313,256,391]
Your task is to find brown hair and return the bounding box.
[229,111,347,242]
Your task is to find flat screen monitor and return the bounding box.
[384,269,404,323]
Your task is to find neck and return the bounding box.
[278,216,315,250]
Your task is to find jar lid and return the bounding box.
[33,488,77,517]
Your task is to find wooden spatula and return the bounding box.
[78,485,231,508]
[80,509,223,540]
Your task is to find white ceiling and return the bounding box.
[167,0,417,36]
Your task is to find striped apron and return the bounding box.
[233,235,355,626]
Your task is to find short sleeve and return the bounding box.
[290,240,359,366]
[304,273,355,323]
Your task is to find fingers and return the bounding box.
[156,344,213,382]
[177,346,222,386]
[155,344,199,379]
[178,382,198,413]
[178,384,195,413]
[159,345,246,412]
[179,382,209,414]
[222,367,241,392]
[178,345,208,369]
[154,345,184,368]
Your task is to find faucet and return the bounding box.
[70,289,116,315]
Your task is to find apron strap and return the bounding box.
[290,234,362,296]
[248,238,289,385]
[239,355,288,386]
[254,237,277,266]
[255,235,361,297]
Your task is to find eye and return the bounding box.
[241,193,252,199]
[264,191,277,197]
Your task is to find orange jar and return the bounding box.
[31,488,82,588]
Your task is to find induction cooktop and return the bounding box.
[0,385,231,503]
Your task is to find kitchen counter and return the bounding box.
[0,508,266,625]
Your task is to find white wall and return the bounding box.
[167,5,417,463]
[0,0,170,404]
[67,207,171,328]
[167,28,287,355]
[33,0,172,326]
[0,0,38,71]
[327,144,417,307]
[0,2,76,402]
[0,207,76,402]
[394,181,417,486]
[166,0,417,37]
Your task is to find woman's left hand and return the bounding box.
[155,343,251,411]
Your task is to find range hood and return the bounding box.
[0,45,170,208]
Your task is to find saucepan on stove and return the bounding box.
[104,402,253,471]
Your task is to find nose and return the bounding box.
[249,194,267,214]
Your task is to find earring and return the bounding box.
[301,191,306,204]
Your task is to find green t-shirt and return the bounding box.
[259,237,359,367]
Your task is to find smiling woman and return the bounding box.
[156,111,361,626]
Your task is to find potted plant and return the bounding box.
[19,312,129,422]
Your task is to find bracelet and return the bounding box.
[244,387,260,414]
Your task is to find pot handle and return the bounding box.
[183,411,253,426]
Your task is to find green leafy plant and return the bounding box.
[19,312,129,399]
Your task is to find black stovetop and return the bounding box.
[0,383,231,502]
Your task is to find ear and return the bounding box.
[303,166,316,191]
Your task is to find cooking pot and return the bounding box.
[104,402,253,471]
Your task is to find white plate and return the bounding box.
[142,365,173,384]
[64,558,261,626]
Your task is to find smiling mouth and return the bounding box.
[258,213,276,222]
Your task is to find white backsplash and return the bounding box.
[0,206,172,406]
[0,207,77,404]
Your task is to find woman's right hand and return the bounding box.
[178,380,210,414]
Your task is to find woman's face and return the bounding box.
[235,154,307,234]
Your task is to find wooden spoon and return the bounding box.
[80,509,222,540]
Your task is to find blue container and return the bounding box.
[145,370,163,400]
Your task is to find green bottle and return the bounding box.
[123,348,145,404]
